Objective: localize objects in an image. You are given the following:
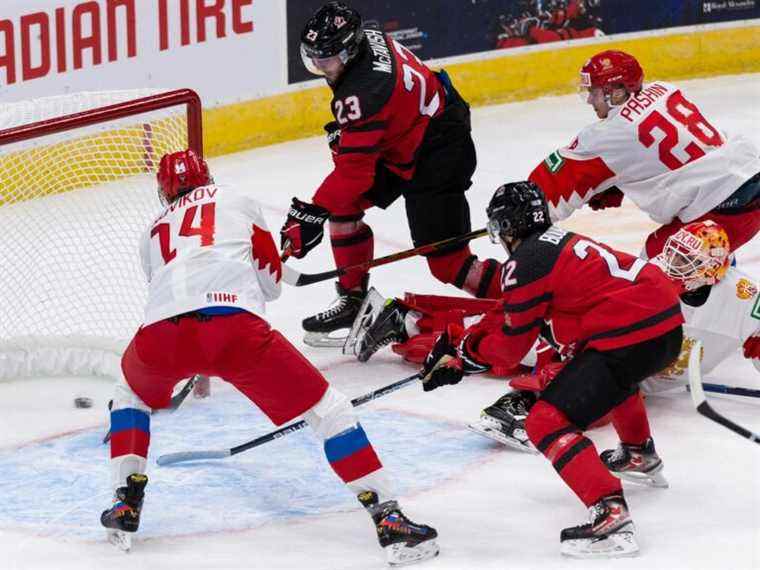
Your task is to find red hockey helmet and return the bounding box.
[580,50,644,95]
[157,149,211,204]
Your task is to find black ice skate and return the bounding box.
[560,494,638,558]
[358,491,439,566]
[302,281,367,348]
[600,438,669,488]
[467,391,538,454]
[357,299,410,362]
[101,473,148,552]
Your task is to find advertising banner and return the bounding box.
[0,0,285,107]
[287,0,760,84]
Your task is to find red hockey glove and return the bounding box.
[743,331,760,360]
[588,187,624,211]
[280,198,329,260]
[509,360,566,392]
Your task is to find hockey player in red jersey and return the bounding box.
[529,50,760,259]
[418,181,683,558]
[280,2,501,347]
[100,149,439,565]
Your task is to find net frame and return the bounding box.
[0,89,203,380]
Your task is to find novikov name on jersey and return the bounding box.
[364,29,392,74]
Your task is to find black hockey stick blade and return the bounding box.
[157,373,422,466]
[102,375,200,444]
[688,341,760,445]
[282,229,488,287]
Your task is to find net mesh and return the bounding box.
[0,90,195,379]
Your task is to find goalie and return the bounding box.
[100,149,439,566]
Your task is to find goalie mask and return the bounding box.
[157,149,211,205]
[659,220,730,291]
[486,181,551,251]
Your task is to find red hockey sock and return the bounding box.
[611,391,651,445]
[426,247,502,299]
[329,219,373,291]
[526,401,621,507]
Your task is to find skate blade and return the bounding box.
[612,465,669,488]
[107,529,132,552]
[343,287,386,357]
[467,419,538,454]
[303,330,348,348]
[561,529,639,559]
[386,539,440,567]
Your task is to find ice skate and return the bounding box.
[101,473,148,552]
[560,494,639,558]
[343,287,387,356]
[467,391,538,454]
[600,438,669,488]
[303,281,367,347]
[359,491,439,566]
[356,298,411,362]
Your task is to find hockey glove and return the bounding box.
[420,327,490,392]
[280,198,329,260]
[324,121,341,159]
[588,187,624,211]
[743,331,760,360]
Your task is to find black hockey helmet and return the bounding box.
[300,2,364,76]
[486,181,551,245]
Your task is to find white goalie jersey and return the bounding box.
[641,267,760,393]
[140,183,282,325]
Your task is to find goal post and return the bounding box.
[0,88,203,381]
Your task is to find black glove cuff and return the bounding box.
[458,334,491,375]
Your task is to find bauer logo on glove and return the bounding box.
[280,197,330,259]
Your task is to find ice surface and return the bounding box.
[2,74,759,570]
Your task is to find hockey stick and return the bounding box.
[281,228,488,287]
[102,375,200,444]
[688,341,760,445]
[156,372,422,466]
[687,382,760,399]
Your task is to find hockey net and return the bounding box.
[0,89,203,380]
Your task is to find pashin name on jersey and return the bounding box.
[619,83,669,123]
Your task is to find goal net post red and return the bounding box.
[0,88,202,381]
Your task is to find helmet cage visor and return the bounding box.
[660,230,717,288]
[300,44,350,76]
[487,216,511,244]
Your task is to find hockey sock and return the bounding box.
[304,387,391,500]
[110,407,150,491]
[426,247,502,299]
[329,217,373,291]
[526,401,621,507]
[610,391,651,445]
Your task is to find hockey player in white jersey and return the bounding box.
[529,50,760,259]
[641,220,760,392]
[100,149,439,565]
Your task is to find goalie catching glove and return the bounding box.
[420,324,491,392]
[280,197,329,259]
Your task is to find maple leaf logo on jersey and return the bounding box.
[251,224,282,283]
